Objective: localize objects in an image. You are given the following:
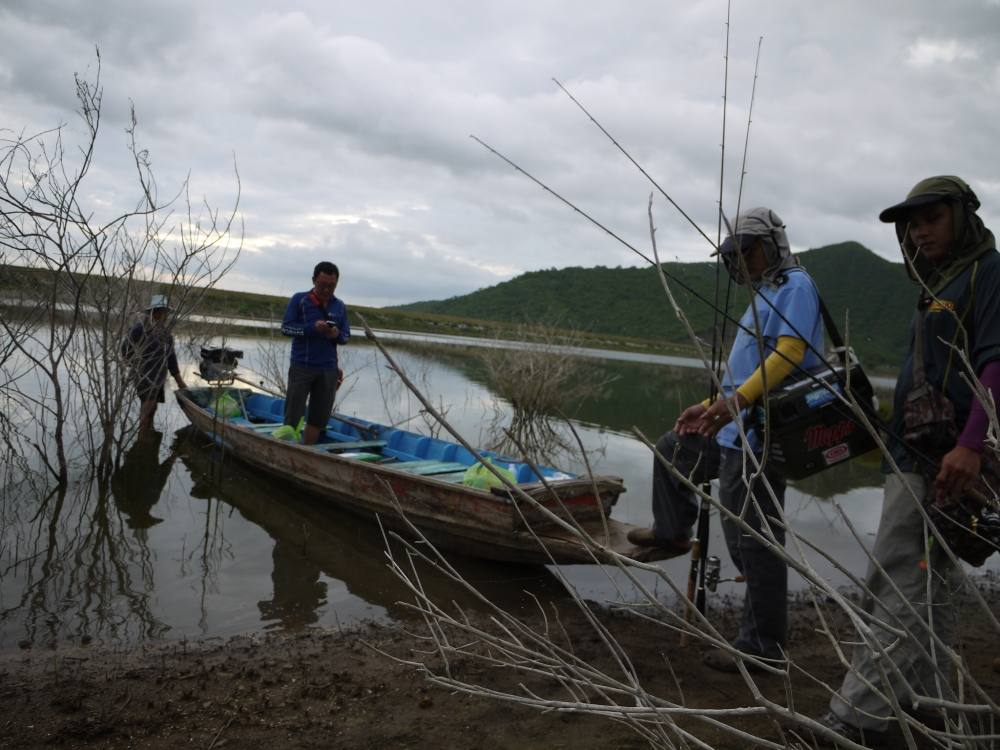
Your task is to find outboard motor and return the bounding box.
[198,347,244,384]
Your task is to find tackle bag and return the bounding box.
[755,297,878,479]
[926,488,1000,567]
[905,307,1000,566]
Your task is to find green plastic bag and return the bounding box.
[462,457,516,490]
[273,417,306,442]
[212,392,242,418]
[272,424,299,441]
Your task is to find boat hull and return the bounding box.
[177,389,670,565]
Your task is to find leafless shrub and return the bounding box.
[370,345,449,439]
[250,325,292,397]
[0,55,241,486]
[479,323,617,464]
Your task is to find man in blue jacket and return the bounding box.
[281,261,350,444]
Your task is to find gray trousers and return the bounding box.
[284,364,339,429]
[830,472,962,731]
[652,431,788,659]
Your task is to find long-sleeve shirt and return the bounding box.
[122,319,180,390]
[281,291,350,370]
[956,360,1000,452]
[889,250,1000,469]
[717,268,824,452]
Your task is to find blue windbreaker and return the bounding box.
[280,291,350,370]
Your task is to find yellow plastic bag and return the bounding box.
[462,457,516,490]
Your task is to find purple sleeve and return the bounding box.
[957,360,1000,452]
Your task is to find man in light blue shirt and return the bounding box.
[629,208,823,671]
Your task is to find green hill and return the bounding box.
[395,242,916,368]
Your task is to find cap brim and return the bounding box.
[714,233,759,256]
[878,193,947,223]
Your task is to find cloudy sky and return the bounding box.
[2,1,999,307]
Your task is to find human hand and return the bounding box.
[337,367,344,387]
[934,445,981,503]
[696,393,748,437]
[314,320,339,338]
[674,403,707,435]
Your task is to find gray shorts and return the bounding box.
[284,365,339,429]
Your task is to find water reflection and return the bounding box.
[382,341,706,448]
[111,430,177,530]
[791,450,884,500]
[174,426,572,628]
[0,333,958,654]
[258,541,327,630]
[1,479,171,650]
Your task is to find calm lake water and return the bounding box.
[1,332,994,652]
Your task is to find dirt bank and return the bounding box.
[2,589,998,749]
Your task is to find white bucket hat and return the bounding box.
[145,294,171,312]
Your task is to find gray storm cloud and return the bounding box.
[1,0,998,306]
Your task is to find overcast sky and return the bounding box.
[2,1,999,307]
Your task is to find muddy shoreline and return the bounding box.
[2,585,998,750]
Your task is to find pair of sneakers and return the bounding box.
[815,706,949,747]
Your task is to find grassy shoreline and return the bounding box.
[1,264,901,374]
[189,285,703,358]
[0,263,702,360]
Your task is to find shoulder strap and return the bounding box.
[912,305,928,388]
[817,296,847,365]
[942,259,980,384]
[791,267,845,364]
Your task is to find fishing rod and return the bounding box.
[469,134,859,403]
[550,77,979,555]
[553,61,902,513]
[469,130,987,523]
[549,69,847,387]
[694,2,739,627]
[690,24,769,622]
[476,67,906,460]
[557,25,819,626]
[469,134,894,506]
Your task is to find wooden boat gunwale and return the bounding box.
[177,386,671,565]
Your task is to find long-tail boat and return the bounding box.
[177,385,669,565]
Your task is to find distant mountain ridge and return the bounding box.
[395,242,915,368]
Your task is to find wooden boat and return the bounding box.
[177,386,672,565]
[173,427,577,618]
